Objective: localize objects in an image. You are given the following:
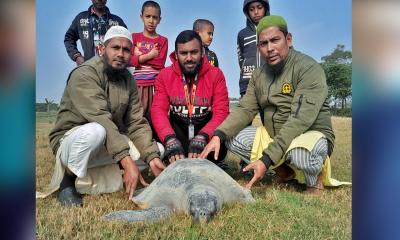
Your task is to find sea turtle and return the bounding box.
[104,158,255,223]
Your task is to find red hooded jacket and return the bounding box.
[151,52,229,142]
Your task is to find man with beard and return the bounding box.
[200,16,335,194]
[151,30,229,168]
[64,0,127,66]
[49,26,165,206]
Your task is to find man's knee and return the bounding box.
[288,138,328,171]
[225,126,256,153]
[312,138,328,159]
[288,148,310,171]
[80,122,106,148]
[224,139,235,152]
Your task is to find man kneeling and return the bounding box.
[200,16,335,194]
[48,26,165,206]
[151,30,229,168]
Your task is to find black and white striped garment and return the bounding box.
[225,127,328,187]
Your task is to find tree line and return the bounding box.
[37,45,352,117]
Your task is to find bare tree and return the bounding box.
[45,98,54,113]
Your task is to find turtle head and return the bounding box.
[188,190,219,223]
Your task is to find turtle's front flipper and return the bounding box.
[103,207,172,223]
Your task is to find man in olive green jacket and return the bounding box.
[200,16,335,194]
[49,26,166,206]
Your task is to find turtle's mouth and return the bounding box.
[192,209,214,223]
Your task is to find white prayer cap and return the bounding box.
[103,26,132,44]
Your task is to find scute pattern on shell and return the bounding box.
[104,158,255,222]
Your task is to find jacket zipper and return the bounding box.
[295,94,303,117]
[268,75,276,135]
[255,24,259,68]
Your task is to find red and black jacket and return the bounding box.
[151,52,229,143]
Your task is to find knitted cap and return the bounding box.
[256,15,288,35]
[103,26,132,44]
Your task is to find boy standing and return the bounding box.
[129,1,168,118]
[237,0,270,96]
[193,19,219,67]
[64,0,127,66]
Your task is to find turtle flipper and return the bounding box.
[103,206,172,223]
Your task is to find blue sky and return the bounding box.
[36,0,351,102]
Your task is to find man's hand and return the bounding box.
[164,135,185,163]
[149,157,166,177]
[75,56,84,66]
[120,156,140,200]
[243,160,268,189]
[188,134,208,158]
[199,136,221,160]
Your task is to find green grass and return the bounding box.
[36,114,351,239]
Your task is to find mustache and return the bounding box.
[113,56,127,63]
[184,61,196,65]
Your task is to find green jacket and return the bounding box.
[49,56,159,163]
[217,49,335,164]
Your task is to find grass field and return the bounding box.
[36,113,351,239]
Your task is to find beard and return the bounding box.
[102,55,127,81]
[270,58,285,74]
[180,60,202,77]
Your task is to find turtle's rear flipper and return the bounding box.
[103,207,172,223]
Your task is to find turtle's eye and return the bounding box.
[196,209,211,223]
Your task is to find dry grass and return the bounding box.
[36,114,351,239]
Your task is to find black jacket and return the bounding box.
[237,0,270,95]
[64,6,127,62]
[205,47,219,67]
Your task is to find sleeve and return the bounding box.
[264,63,329,163]
[198,70,229,139]
[129,33,140,67]
[158,37,168,68]
[216,69,260,137]
[237,32,244,69]
[67,68,130,162]
[125,79,160,163]
[151,71,176,142]
[64,15,81,61]
[214,52,219,68]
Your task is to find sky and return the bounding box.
[36,0,351,102]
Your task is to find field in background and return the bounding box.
[36,113,351,239]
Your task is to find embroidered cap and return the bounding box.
[103,26,132,44]
[256,15,288,35]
